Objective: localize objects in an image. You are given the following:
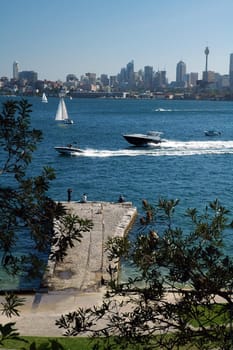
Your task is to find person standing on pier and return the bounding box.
[67,188,72,202]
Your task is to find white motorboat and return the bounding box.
[204,130,221,136]
[123,131,163,146]
[54,145,83,155]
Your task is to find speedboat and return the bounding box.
[54,144,83,155]
[204,130,221,136]
[123,131,163,146]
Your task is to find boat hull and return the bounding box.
[54,146,83,155]
[64,119,74,124]
[123,134,162,146]
[204,130,221,136]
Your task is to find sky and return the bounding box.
[1,0,233,82]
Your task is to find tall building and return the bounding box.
[144,66,153,90]
[229,53,233,90]
[126,60,135,88]
[176,61,186,86]
[154,70,167,89]
[13,61,19,80]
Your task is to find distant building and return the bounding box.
[85,73,96,84]
[176,60,186,87]
[202,70,215,84]
[189,72,198,87]
[18,70,38,84]
[13,61,19,80]
[100,74,109,87]
[126,60,135,88]
[66,74,77,82]
[229,53,233,90]
[144,66,153,90]
[154,70,167,89]
[219,74,229,89]
[109,75,118,88]
[65,74,78,89]
[118,67,127,84]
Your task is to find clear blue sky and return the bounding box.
[1,0,233,82]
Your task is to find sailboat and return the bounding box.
[42,92,48,103]
[55,97,74,124]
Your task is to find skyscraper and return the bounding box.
[176,61,186,86]
[126,60,135,88]
[144,66,153,90]
[229,53,233,90]
[13,61,19,80]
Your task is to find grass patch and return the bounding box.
[189,303,230,328]
[2,336,94,350]
[0,336,213,350]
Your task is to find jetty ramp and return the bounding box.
[0,201,137,337]
[45,201,137,292]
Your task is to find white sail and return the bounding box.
[55,97,74,124]
[55,98,67,120]
[42,93,48,103]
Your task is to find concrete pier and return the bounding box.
[0,201,137,337]
[45,201,137,292]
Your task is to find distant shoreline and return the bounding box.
[1,91,233,101]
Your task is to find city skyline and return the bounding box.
[1,0,233,82]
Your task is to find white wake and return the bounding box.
[73,140,233,158]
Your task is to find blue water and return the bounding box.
[1,96,233,288]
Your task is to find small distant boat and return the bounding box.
[204,130,221,136]
[54,144,83,155]
[155,108,172,112]
[123,131,163,146]
[42,93,48,103]
[55,97,74,124]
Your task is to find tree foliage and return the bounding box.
[57,198,233,349]
[0,99,93,345]
[0,99,93,279]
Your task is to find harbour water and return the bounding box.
[1,96,233,289]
